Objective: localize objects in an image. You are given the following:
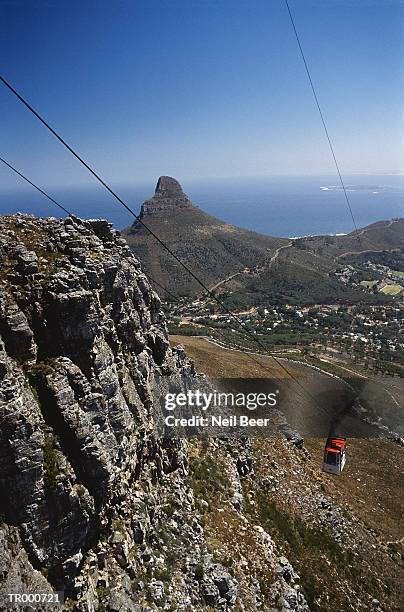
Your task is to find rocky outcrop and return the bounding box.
[0,524,56,606]
[0,214,308,611]
[139,176,195,217]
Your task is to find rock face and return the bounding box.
[140,176,194,217]
[0,214,308,611]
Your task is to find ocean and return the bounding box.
[0,174,403,238]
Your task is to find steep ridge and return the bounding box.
[122,177,286,297]
[0,214,311,611]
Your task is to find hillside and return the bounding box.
[122,176,286,297]
[223,219,404,307]
[170,334,403,612]
[123,177,404,306]
[0,213,309,611]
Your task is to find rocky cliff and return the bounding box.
[0,214,308,611]
[139,177,195,217]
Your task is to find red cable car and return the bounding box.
[322,437,347,475]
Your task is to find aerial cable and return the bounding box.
[145,275,295,381]
[0,75,321,392]
[0,156,72,216]
[283,0,360,239]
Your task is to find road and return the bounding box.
[209,270,243,292]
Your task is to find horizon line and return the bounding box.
[1,171,404,194]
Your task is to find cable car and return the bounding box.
[322,437,347,475]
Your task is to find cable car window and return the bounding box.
[325,452,337,465]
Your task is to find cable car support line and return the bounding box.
[0,156,72,216]
[283,0,360,239]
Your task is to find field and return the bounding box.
[380,283,402,295]
[170,334,299,378]
[360,279,378,288]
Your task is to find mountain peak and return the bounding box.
[155,176,184,196]
[139,176,194,218]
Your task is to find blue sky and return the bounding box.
[1,0,403,190]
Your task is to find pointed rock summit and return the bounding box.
[155,176,184,196]
[140,176,194,217]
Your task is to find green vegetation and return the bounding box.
[360,280,378,288]
[42,434,60,490]
[167,324,208,336]
[252,493,343,561]
[194,563,205,581]
[170,295,403,375]
[221,257,389,308]
[153,567,173,583]
[188,453,229,509]
[96,586,111,612]
[123,191,286,298]
[30,360,56,379]
[112,518,126,533]
[24,379,39,400]
[345,249,404,270]
[3,219,65,284]
[124,187,403,307]
[245,489,381,611]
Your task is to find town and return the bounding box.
[166,297,403,377]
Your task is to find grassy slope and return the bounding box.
[224,220,404,307]
[123,206,286,296]
[223,255,378,308]
[301,218,404,258]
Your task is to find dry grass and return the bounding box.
[305,437,403,541]
[170,334,302,378]
[249,438,403,611]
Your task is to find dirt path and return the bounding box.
[209,271,243,291]
[252,242,293,274]
[337,246,400,259]
[208,242,294,293]
[356,218,398,238]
